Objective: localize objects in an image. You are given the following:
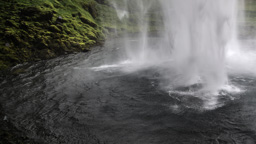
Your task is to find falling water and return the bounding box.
[160,0,238,92]
[111,0,129,20]
[112,0,240,94]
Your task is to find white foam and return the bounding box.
[90,60,132,71]
[168,83,243,110]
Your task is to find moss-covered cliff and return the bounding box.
[0,0,112,70]
[241,0,256,38]
[0,0,163,71]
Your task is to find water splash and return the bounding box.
[161,0,239,92]
[94,0,247,110]
[112,0,239,92]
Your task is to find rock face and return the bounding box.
[0,0,163,71]
[0,0,111,70]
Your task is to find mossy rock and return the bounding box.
[0,0,145,71]
[85,40,96,45]
[56,16,68,23]
[19,21,29,30]
[80,16,97,28]
[87,31,97,40]
[38,49,56,59]
[48,25,61,33]
[19,7,42,17]
[20,7,54,22]
[80,1,98,18]
[5,20,19,28]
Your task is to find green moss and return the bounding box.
[80,16,97,27]
[85,40,96,45]
[49,25,61,32]
[5,20,19,28]
[0,0,147,71]
[0,45,14,55]
[4,28,16,37]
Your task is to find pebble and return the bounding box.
[3,116,7,121]
[5,43,10,47]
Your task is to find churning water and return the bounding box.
[108,0,249,109]
[160,0,237,91]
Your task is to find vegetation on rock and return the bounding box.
[0,0,106,70]
[0,0,164,71]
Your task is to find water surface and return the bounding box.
[1,38,256,144]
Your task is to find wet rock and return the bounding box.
[39,49,56,59]
[104,27,116,33]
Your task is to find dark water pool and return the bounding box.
[1,39,256,144]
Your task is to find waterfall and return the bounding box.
[160,0,238,91]
[112,0,240,93]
